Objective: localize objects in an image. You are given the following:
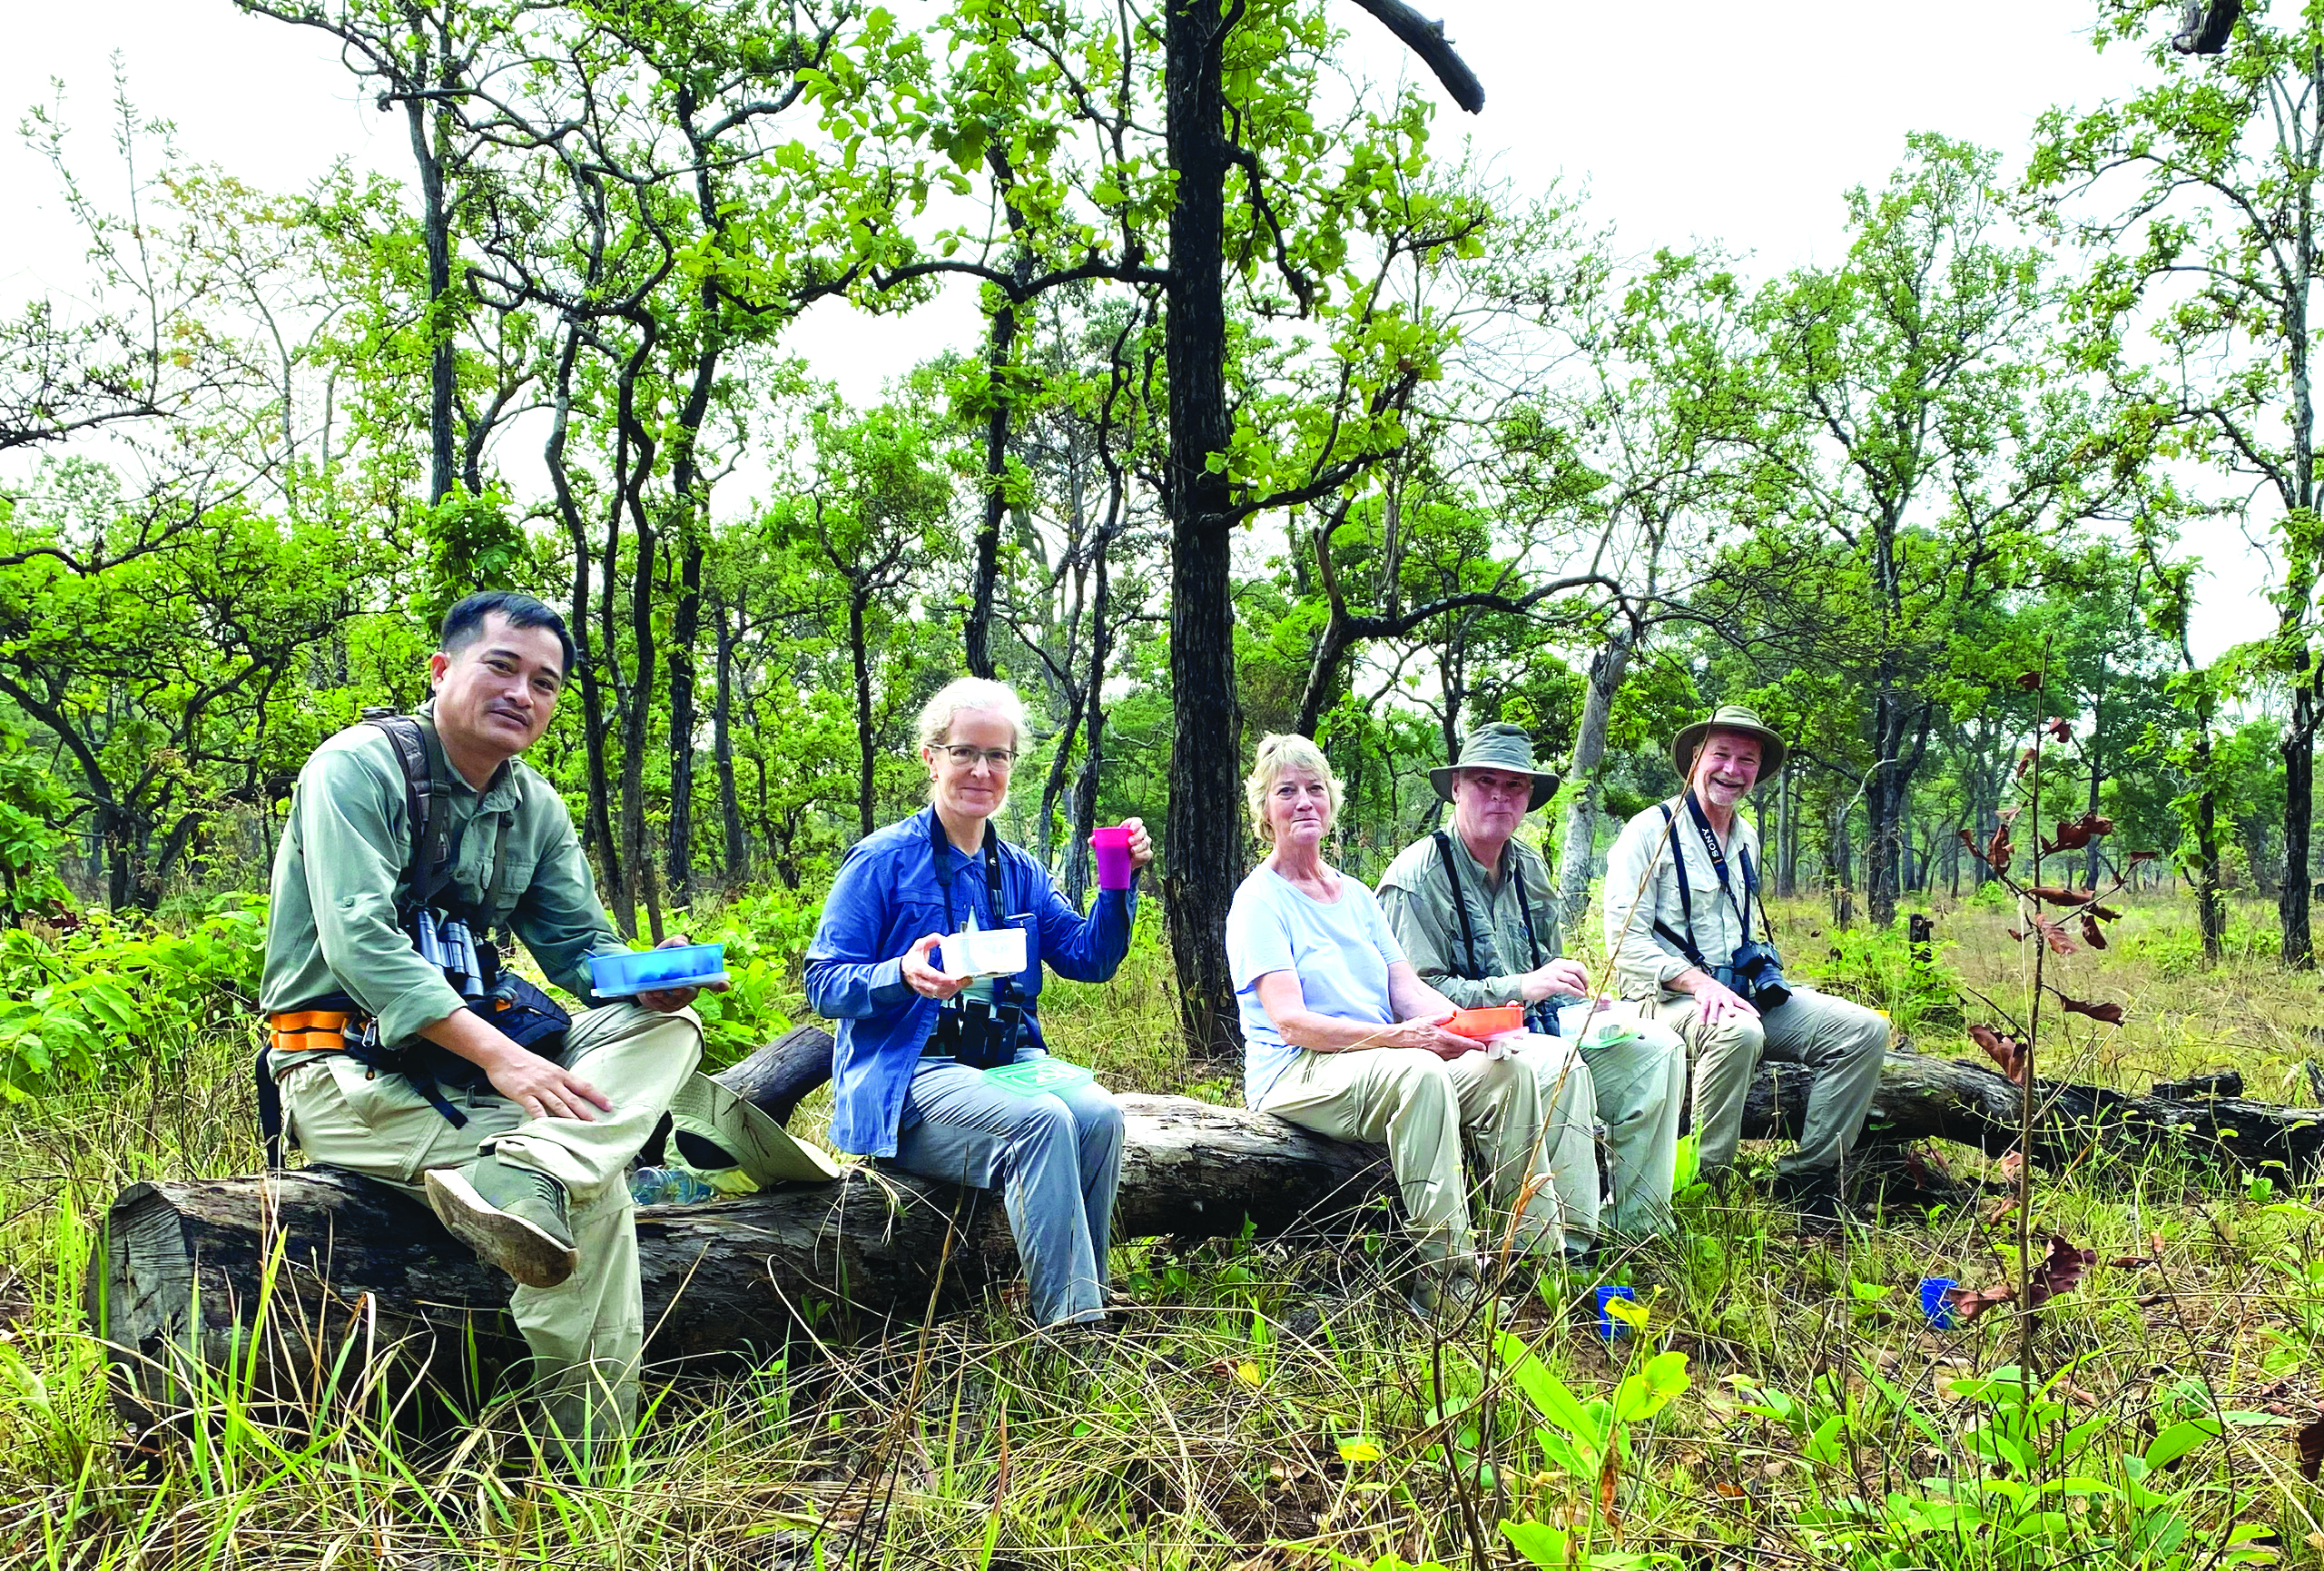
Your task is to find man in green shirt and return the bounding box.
[1376,722,1687,1249]
[260,591,831,1455]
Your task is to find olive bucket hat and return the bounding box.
[1428,721,1562,812]
[1669,703,1789,783]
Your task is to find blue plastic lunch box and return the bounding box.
[587,942,729,997]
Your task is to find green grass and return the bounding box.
[4,894,2324,1567]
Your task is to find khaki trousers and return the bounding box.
[1648,985,1888,1183]
[1256,1045,1566,1262]
[1515,1002,1689,1243]
[280,1002,701,1448]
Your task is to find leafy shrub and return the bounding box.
[1801,917,1964,1037]
[2119,910,2275,978]
[0,894,266,1097]
[681,887,823,1068]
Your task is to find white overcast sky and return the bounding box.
[0,0,2268,657]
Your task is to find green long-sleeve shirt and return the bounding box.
[1374,829,1566,1009]
[259,704,630,1063]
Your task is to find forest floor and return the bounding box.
[3,890,2322,1569]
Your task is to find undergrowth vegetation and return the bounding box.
[3,894,2324,1567]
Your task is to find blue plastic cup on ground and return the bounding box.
[1920,1277,1958,1329]
[1595,1284,1637,1340]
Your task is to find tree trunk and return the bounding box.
[92,1032,2313,1432]
[1777,762,1798,899]
[714,597,746,892]
[1063,535,1115,912]
[1035,697,1086,877]
[2282,669,2317,968]
[665,533,704,907]
[965,298,1019,683]
[1829,795,1856,928]
[1555,627,1630,937]
[2084,652,2107,891]
[1162,0,1244,1068]
[91,1096,1390,1432]
[2191,727,2228,963]
[402,87,457,509]
[851,584,877,840]
[546,329,622,918]
[1866,699,1904,927]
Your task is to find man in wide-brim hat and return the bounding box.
[1600,704,1888,1233]
[1376,721,1688,1253]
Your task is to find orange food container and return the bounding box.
[1446,1004,1523,1040]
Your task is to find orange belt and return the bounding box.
[267,1009,357,1054]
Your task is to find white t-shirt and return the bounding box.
[1226,865,1407,1105]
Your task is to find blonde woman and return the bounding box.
[1223,733,1566,1309]
[805,677,1153,1329]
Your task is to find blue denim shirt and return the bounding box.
[803,805,1137,1157]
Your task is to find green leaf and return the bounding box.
[1612,1350,1689,1425]
[2141,1418,2221,1469]
[1804,1413,1848,1467]
[1499,1520,1573,1569]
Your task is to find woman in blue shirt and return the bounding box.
[1225,733,1562,1311]
[804,678,1151,1330]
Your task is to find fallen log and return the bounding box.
[90,1028,2320,1429]
[88,1053,1393,1429]
[1743,1042,2324,1175]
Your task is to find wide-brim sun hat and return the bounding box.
[1427,720,1562,812]
[666,1073,842,1185]
[1669,703,1789,782]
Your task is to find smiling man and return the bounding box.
[258,591,832,1458]
[1376,722,1686,1254]
[1601,705,1888,1233]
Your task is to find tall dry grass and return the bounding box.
[1,894,2320,1568]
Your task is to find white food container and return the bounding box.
[946,924,1027,978]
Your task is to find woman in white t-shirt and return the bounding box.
[1224,733,1566,1313]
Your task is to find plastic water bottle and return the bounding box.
[629,1166,716,1206]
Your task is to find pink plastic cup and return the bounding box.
[1091,825,1136,890]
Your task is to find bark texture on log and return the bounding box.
[90,1087,1389,1429]
[1742,1043,2324,1174]
[91,1029,2313,1430]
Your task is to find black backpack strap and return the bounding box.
[1654,804,1711,970]
[365,714,455,909]
[256,1043,284,1169]
[1432,831,1483,980]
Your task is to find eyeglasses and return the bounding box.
[936,744,1018,770]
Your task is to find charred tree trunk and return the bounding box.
[2282,667,2318,968]
[91,1057,1391,1430]
[1161,0,1245,1069]
[714,596,746,891]
[849,581,876,840]
[965,292,1020,684]
[92,1028,2322,1433]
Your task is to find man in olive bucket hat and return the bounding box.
[1377,721,1687,1256]
[1600,705,1888,1233]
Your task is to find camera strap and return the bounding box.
[1652,804,1712,970]
[1432,831,1555,1033]
[1679,790,1756,944]
[1430,832,1548,979]
[927,811,1020,1055]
